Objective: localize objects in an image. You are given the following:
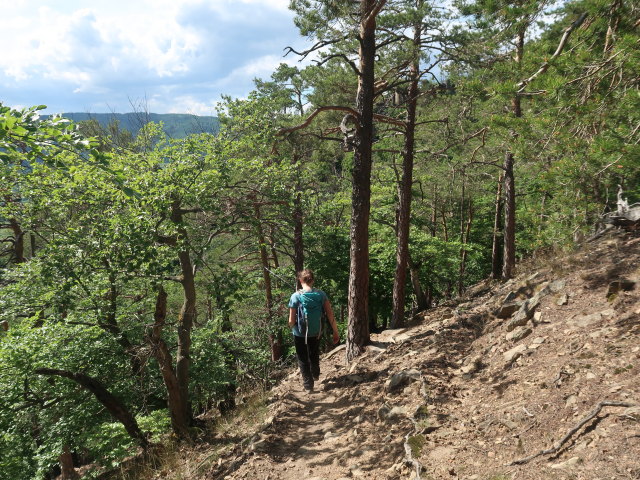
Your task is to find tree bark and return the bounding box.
[170,200,197,431]
[408,252,428,310]
[149,285,191,438]
[502,28,525,280]
[30,232,36,258]
[502,152,516,280]
[347,0,384,362]
[8,218,25,263]
[254,202,282,362]
[441,207,449,242]
[35,368,148,447]
[101,264,142,375]
[491,173,504,279]
[458,202,474,295]
[59,445,79,480]
[391,22,420,329]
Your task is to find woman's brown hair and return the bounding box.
[298,269,314,285]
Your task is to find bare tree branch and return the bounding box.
[416,127,487,157]
[277,106,361,136]
[364,0,388,29]
[316,53,361,76]
[517,12,588,93]
[372,113,406,128]
[283,36,349,60]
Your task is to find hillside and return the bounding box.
[173,230,640,480]
[51,112,220,138]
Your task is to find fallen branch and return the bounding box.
[507,400,636,466]
[325,344,346,359]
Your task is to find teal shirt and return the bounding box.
[288,288,328,337]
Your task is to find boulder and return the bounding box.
[503,344,527,364]
[386,369,422,392]
[622,406,640,422]
[505,326,532,342]
[496,302,521,319]
[573,313,602,327]
[505,295,541,332]
[502,291,519,304]
[549,279,566,293]
[387,406,409,419]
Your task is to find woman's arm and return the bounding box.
[324,299,340,344]
[288,307,296,328]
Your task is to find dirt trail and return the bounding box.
[209,232,640,480]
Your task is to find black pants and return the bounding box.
[293,335,320,390]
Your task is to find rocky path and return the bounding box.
[210,314,485,480]
[207,231,640,480]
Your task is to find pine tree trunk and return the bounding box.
[502,29,524,280]
[491,174,504,279]
[502,152,516,280]
[30,232,36,258]
[441,207,449,242]
[458,202,474,295]
[346,0,382,362]
[8,218,25,263]
[408,252,428,310]
[391,24,420,329]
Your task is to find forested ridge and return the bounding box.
[0,0,638,478]
[47,112,220,140]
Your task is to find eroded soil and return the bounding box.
[207,232,640,480]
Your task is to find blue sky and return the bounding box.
[0,0,309,115]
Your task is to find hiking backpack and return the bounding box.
[295,289,324,343]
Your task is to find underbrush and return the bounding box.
[100,390,272,480]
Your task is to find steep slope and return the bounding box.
[205,231,639,480]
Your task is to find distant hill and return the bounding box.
[51,112,220,139]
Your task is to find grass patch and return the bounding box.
[406,434,426,458]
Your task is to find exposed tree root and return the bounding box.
[507,400,636,466]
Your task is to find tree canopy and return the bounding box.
[0,0,638,476]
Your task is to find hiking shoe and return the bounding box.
[313,374,319,381]
[304,385,314,392]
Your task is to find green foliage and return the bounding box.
[1,0,638,474]
[0,104,91,164]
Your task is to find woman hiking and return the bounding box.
[288,269,340,392]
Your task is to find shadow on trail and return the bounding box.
[211,306,493,478]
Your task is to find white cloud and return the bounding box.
[214,54,293,94]
[0,0,307,113]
